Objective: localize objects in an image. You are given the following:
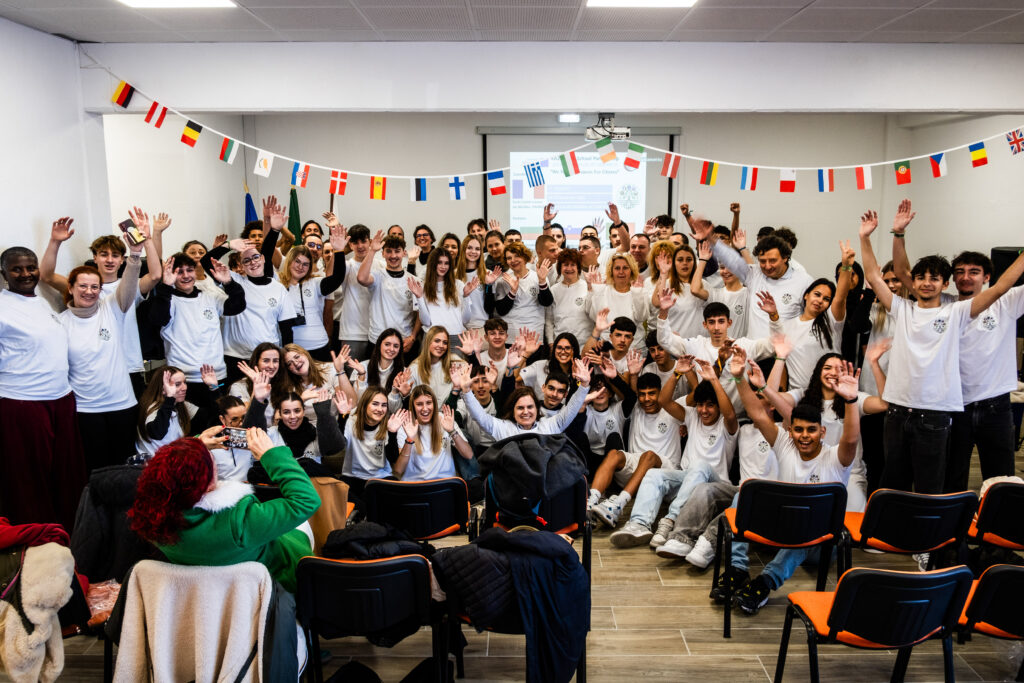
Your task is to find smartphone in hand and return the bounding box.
[222,427,248,449]
[119,218,147,246]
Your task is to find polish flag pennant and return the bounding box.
[779,168,796,193]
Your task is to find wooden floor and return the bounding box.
[22,450,1024,683]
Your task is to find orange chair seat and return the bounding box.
[957,579,1022,639]
[788,591,939,649]
[725,508,834,549]
[968,519,1024,550]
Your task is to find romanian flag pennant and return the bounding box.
[779,168,796,193]
[329,170,347,196]
[291,162,310,188]
[854,166,872,190]
[739,166,758,191]
[144,101,167,128]
[487,170,507,196]
[411,177,427,202]
[930,153,948,178]
[180,120,202,148]
[969,142,988,167]
[699,161,718,186]
[370,176,387,200]
[623,143,644,171]
[218,137,238,164]
[111,81,135,108]
[1007,129,1024,155]
[894,160,912,185]
[661,153,681,179]
[817,168,835,193]
[594,138,616,163]
[560,151,580,177]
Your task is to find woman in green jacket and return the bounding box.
[129,427,320,593]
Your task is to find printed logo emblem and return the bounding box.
[758,440,769,453]
[657,422,668,434]
[304,288,314,298]
[781,294,793,305]
[575,297,584,307]
[707,434,717,446]
[529,286,538,297]
[933,318,948,334]
[373,442,385,457]
[203,308,215,320]
[605,418,616,431]
[98,328,111,341]
[809,473,821,483]
[267,297,278,307]
[981,314,997,331]
[734,304,744,317]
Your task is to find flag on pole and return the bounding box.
[111,81,135,108]
[855,166,872,190]
[1007,129,1024,155]
[487,170,507,195]
[244,186,258,224]
[595,138,616,163]
[254,150,274,178]
[739,166,758,191]
[817,168,835,193]
[144,101,167,128]
[661,153,681,179]
[288,188,301,241]
[623,143,644,171]
[291,162,310,188]
[218,137,239,164]
[411,178,427,202]
[329,170,347,196]
[449,176,466,200]
[180,120,202,147]
[524,162,545,188]
[699,161,718,186]
[929,154,948,178]
[779,168,796,193]
[894,160,912,185]
[370,176,387,200]
[560,151,580,177]
[969,142,988,167]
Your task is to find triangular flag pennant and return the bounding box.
[111,81,135,108]
[969,142,988,167]
[1006,129,1024,155]
[218,137,239,164]
[449,176,466,200]
[487,170,507,195]
[595,138,616,163]
[291,162,310,188]
[779,168,796,192]
[894,160,912,185]
[699,161,718,186]
[329,170,348,196]
[560,151,580,177]
[855,166,872,190]
[739,166,758,191]
[817,168,835,193]
[623,143,644,171]
[370,176,387,200]
[661,153,681,179]
[180,120,202,147]
[144,101,167,128]
[254,150,274,178]
[930,154,948,178]
[411,177,427,202]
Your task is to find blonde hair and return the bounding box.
[455,234,482,281]
[409,385,444,454]
[605,252,639,286]
[283,343,330,391]
[413,326,452,385]
[278,245,314,288]
[647,240,677,290]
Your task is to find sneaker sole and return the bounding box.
[610,531,653,548]
[684,552,713,569]
[736,594,770,615]
[594,511,619,528]
[655,546,691,559]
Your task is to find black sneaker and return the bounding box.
[710,566,750,603]
[734,575,772,615]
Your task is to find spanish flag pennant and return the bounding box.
[111,80,135,108]
[370,176,387,200]
[180,120,202,148]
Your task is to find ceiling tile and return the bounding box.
[176,28,284,40]
[925,0,1024,8]
[140,7,270,31]
[863,30,963,41]
[573,29,670,40]
[473,6,578,30]
[22,7,165,32]
[967,11,1024,30]
[953,30,1024,42]
[579,7,689,30]
[470,0,578,5]
[352,0,462,7]
[809,0,925,6]
[880,8,1017,31]
[667,28,769,40]
[677,7,801,31]
[776,8,908,32]
[250,7,369,30]
[377,29,478,40]
[477,29,572,40]
[274,28,380,40]
[691,0,805,6]
[359,5,472,29]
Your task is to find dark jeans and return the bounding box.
[77,405,138,472]
[860,412,886,495]
[881,404,954,494]
[946,393,1016,493]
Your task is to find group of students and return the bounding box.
[1,196,1021,619]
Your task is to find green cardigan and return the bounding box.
[158,445,321,593]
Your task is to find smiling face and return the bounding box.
[468,222,486,241]
[629,236,649,266]
[382,245,405,270]
[505,251,525,273]
[285,351,309,377]
[220,405,246,428]
[441,238,460,260]
[560,260,579,283]
[803,284,834,317]
[818,357,842,391]
[303,237,323,261]
[541,379,568,409]
[174,264,196,293]
[719,265,737,286]
[257,349,280,377]
[552,338,574,366]
[414,229,433,250]
[379,334,401,362]
[912,272,947,303]
[280,399,305,430]
[471,373,492,400]
[169,371,187,403]
[694,399,721,426]
[611,258,633,286]
[240,249,264,278]
[350,237,370,260]
[485,326,507,350]
[71,272,102,308]
[413,393,435,424]
[953,263,989,297]
[486,235,505,260]
[93,248,124,282]
[648,343,667,366]
[881,269,901,294]
[512,394,538,428]
[184,243,206,264]
[757,248,787,279]
[365,392,388,426]
[290,254,311,282]
[789,419,825,458]
[637,387,660,414]
[464,238,482,266]
[429,332,449,361]
[435,252,451,278]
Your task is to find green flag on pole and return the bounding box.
[288,187,301,242]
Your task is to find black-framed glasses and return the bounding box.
[241,255,262,265]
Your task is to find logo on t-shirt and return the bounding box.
[304,288,314,298]
[372,441,385,459]
[734,304,744,317]
[574,296,584,307]
[529,286,538,297]
[932,318,948,334]
[442,435,451,450]
[605,418,616,431]
[781,294,793,305]
[203,308,215,320]
[809,473,821,483]
[267,297,278,307]
[981,314,997,331]
[657,422,668,434]
[706,433,718,446]
[98,328,111,342]
[757,440,770,453]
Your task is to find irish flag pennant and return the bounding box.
[855,166,872,190]
[779,168,796,193]
[329,170,347,196]
[595,138,616,163]
[739,166,758,191]
[623,143,644,171]
[661,153,681,179]
[699,161,718,186]
[560,151,580,177]
[218,137,239,164]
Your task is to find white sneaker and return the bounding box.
[586,490,601,519]
[655,538,693,559]
[650,517,676,548]
[610,521,653,548]
[685,535,716,569]
[592,495,624,528]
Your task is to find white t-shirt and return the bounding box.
[288,277,330,350]
[781,309,844,393]
[494,270,547,344]
[547,279,592,348]
[457,394,497,449]
[882,296,973,411]
[222,274,295,358]
[771,430,851,486]
[418,280,466,336]
[60,297,137,413]
[100,280,143,373]
[341,418,392,480]
[959,286,1024,404]
[737,422,779,483]
[161,288,230,382]
[586,284,648,352]
[641,361,688,400]
[462,268,488,330]
[519,361,552,395]
[680,408,737,482]
[707,285,750,340]
[478,348,510,380]
[859,301,895,396]
[0,290,70,401]
[661,282,708,340]
[584,402,626,457]
[397,423,465,481]
[628,399,685,469]
[335,256,372,340]
[367,268,418,342]
[411,360,453,406]
[228,381,276,425]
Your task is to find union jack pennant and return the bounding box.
[1007,129,1024,155]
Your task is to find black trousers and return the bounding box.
[881,404,954,494]
[946,393,1016,492]
[77,405,139,472]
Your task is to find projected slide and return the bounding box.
[509,150,647,247]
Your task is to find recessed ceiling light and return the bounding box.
[587,0,697,7]
[559,113,581,124]
[117,0,235,8]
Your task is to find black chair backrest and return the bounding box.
[963,564,1024,639]
[483,474,587,536]
[364,478,469,540]
[295,555,432,639]
[734,480,847,547]
[974,482,1024,548]
[859,489,978,553]
[827,566,974,647]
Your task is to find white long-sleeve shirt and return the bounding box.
[461,382,588,441]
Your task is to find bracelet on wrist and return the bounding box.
[699,258,709,263]
[843,396,858,404]
[405,438,416,445]
[673,371,684,379]
[738,246,747,251]
[841,266,852,272]
[755,384,767,393]
[891,232,906,238]
[775,356,787,362]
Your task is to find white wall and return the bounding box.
[0,17,111,274]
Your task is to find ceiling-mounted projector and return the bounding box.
[585,113,631,141]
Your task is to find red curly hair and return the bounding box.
[128,437,214,546]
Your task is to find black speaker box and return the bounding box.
[989,247,1024,337]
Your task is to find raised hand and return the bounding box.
[161,370,176,397]
[592,216,605,231]
[505,343,523,370]
[268,204,288,232]
[209,258,232,284]
[228,237,255,253]
[300,387,321,402]
[585,386,608,405]
[161,256,176,286]
[463,276,480,296]
[626,349,644,375]
[407,276,424,299]
[717,339,735,365]
[675,354,696,375]
[644,217,659,237]
[484,266,503,285]
[501,271,519,296]
[450,362,471,392]
[50,216,75,243]
[658,286,676,312]
[484,362,498,388]
[679,203,691,219]
[689,217,712,242]
[457,329,483,357]
[346,355,367,376]
[521,329,541,358]
[771,332,793,359]
[729,345,748,377]
[153,212,172,234]
[261,195,279,222]
[731,227,746,251]
[730,202,740,215]
[440,404,456,433]
[387,409,408,433]
[236,361,258,382]
[584,265,604,287]
[321,211,340,228]
[892,199,915,234]
[333,389,354,416]
[605,203,621,225]
[394,368,413,397]
[693,356,717,381]
[840,239,856,268]
[859,210,879,238]
[536,258,552,282]
[332,345,352,373]
[252,370,272,403]
[594,307,612,334]
[756,291,778,317]
[199,425,228,452]
[488,218,501,232]
[369,229,385,253]
[834,362,861,401]
[655,252,672,275]
[865,337,892,364]
[330,223,349,252]
[572,357,592,386]
[746,359,766,387]
[200,363,219,388]
[313,387,332,404]
[543,203,558,223]
[402,410,419,442]
[212,233,228,249]
[406,245,420,261]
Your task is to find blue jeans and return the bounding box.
[629,463,718,528]
[727,489,822,590]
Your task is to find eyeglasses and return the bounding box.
[241,255,262,265]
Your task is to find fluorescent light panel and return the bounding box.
[118,0,235,8]
[559,113,581,124]
[587,0,697,7]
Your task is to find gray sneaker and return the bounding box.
[655,538,693,559]
[592,495,624,528]
[649,517,676,548]
[685,535,716,569]
[610,521,653,548]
